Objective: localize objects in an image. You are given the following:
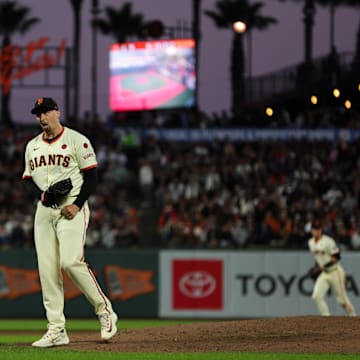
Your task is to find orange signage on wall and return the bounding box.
[105,265,155,301]
[0,265,85,300]
[0,264,155,302]
[0,265,40,299]
[0,37,67,94]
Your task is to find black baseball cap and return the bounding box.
[31,97,59,115]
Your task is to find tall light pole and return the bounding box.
[233,21,252,102]
[303,0,315,66]
[91,0,100,122]
[329,2,335,53]
[69,0,83,122]
[233,21,251,78]
[192,0,201,111]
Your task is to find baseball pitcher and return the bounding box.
[22,97,118,347]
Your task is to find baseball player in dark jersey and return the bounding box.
[23,97,118,347]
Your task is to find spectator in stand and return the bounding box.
[231,216,249,248]
[138,158,154,208]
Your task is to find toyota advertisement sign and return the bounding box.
[160,251,232,318]
[172,259,223,310]
[160,251,360,318]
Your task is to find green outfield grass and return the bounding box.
[162,88,194,107]
[0,318,196,332]
[122,74,166,92]
[0,319,358,360]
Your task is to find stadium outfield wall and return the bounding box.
[0,249,359,318]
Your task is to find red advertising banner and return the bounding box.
[172,259,223,310]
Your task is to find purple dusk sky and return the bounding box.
[9,0,359,123]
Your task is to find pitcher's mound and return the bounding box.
[58,316,360,353]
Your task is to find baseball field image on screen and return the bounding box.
[109,39,196,111]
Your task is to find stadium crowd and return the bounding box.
[1,105,360,251]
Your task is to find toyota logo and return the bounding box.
[178,271,216,298]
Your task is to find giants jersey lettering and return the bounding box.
[22,127,97,195]
[308,234,339,267]
[29,154,71,170]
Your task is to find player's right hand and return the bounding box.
[60,204,80,220]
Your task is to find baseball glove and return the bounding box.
[41,178,73,208]
[307,264,322,280]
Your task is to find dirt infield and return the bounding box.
[50,316,359,353]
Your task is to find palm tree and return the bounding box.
[278,0,360,89]
[316,0,360,53]
[278,0,316,67]
[353,20,360,74]
[0,0,40,127]
[343,0,360,73]
[204,0,277,115]
[279,0,360,66]
[91,2,144,43]
[69,0,84,122]
[316,0,342,53]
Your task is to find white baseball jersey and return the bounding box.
[308,233,356,316]
[308,234,339,267]
[22,125,114,332]
[22,126,97,193]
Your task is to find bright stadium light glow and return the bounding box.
[310,95,318,105]
[233,21,246,34]
[233,21,247,33]
[333,88,340,98]
[265,107,273,117]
